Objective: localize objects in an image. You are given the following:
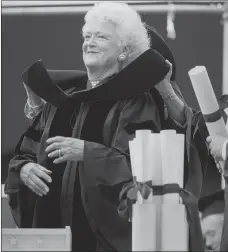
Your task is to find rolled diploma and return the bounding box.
[159,131,187,251]
[131,130,163,251]
[188,66,228,178]
[149,133,163,188]
[175,134,185,203]
[135,130,154,182]
[150,133,163,250]
[160,130,183,203]
[161,204,188,251]
[129,140,144,203]
[132,204,156,251]
[135,130,154,203]
[188,66,228,136]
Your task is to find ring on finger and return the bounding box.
[58,149,62,157]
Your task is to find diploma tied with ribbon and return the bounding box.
[129,130,188,251]
[188,66,228,187]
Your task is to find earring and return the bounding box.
[118,54,126,61]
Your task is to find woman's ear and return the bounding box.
[118,45,129,61]
[123,45,131,57]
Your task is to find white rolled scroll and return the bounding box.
[188,66,228,137]
[149,133,163,250]
[159,130,188,250]
[161,204,188,251]
[135,130,154,183]
[130,129,187,251]
[160,130,184,203]
[129,140,144,204]
[130,130,154,203]
[132,204,156,251]
[188,66,228,185]
[130,130,163,251]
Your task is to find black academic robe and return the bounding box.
[5,49,208,251]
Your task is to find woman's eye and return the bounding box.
[83,35,91,40]
[98,35,106,39]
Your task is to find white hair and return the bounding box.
[83,2,151,55]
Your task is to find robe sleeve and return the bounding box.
[82,93,162,188]
[5,104,50,193]
[4,103,51,227]
[163,81,193,131]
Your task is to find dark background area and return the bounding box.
[2,11,223,195]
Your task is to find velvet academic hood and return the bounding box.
[22,25,176,107]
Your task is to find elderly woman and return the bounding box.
[5,2,207,251]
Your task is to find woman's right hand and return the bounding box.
[20,162,52,197]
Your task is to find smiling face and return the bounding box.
[82,20,124,71]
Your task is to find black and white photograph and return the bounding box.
[1,0,228,251]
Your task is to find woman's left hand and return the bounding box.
[45,136,85,164]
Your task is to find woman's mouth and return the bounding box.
[87,51,99,54]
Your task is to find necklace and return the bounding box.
[90,80,99,88]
